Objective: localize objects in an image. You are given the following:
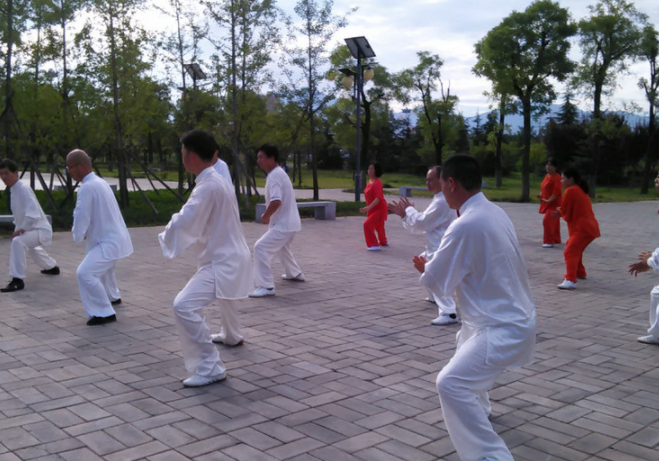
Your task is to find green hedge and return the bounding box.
[0,189,366,233]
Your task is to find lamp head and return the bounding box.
[342,75,354,89]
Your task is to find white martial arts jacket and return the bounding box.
[265,166,301,233]
[213,158,232,184]
[10,181,52,235]
[421,192,536,368]
[402,191,457,255]
[72,172,133,260]
[158,166,253,299]
[646,248,659,270]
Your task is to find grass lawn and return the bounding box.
[255,169,428,190]
[2,170,657,234]
[395,172,659,204]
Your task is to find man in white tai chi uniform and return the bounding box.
[389,165,458,325]
[212,150,232,185]
[249,143,304,298]
[413,155,536,461]
[628,172,659,345]
[0,158,59,293]
[67,149,133,326]
[159,129,253,387]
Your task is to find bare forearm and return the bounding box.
[262,200,282,221]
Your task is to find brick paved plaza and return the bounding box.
[1,199,659,461]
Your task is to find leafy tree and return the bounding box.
[544,117,587,167]
[80,0,149,207]
[327,45,393,170]
[473,0,576,201]
[204,0,278,205]
[155,0,207,194]
[575,0,647,119]
[0,0,30,157]
[574,0,648,194]
[557,91,580,125]
[280,0,354,200]
[395,51,461,166]
[638,25,659,193]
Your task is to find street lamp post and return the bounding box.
[342,37,376,202]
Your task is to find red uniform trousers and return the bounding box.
[542,210,561,244]
[363,211,388,248]
[563,231,595,282]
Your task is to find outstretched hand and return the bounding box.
[388,197,414,217]
[412,254,428,274]
[629,251,653,277]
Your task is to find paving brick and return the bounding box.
[103,440,169,461]
[4,202,659,461]
[77,430,126,456]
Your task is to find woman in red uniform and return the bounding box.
[554,167,600,290]
[360,163,388,251]
[536,158,562,248]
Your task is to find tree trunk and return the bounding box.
[641,105,656,194]
[495,106,505,189]
[175,4,186,195]
[436,113,443,166]
[520,97,532,201]
[109,11,128,208]
[4,0,14,158]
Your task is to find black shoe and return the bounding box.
[86,314,117,326]
[111,298,122,305]
[41,266,60,275]
[1,278,25,293]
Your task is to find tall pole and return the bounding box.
[354,50,362,202]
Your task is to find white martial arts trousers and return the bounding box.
[9,229,57,279]
[253,228,302,289]
[76,246,120,319]
[648,285,659,338]
[436,328,512,461]
[422,251,457,316]
[173,264,242,376]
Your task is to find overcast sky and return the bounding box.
[143,0,659,118]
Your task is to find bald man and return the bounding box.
[67,150,133,326]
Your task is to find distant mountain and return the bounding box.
[393,105,650,134]
[463,105,650,134]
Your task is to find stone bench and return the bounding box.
[398,186,427,197]
[54,184,117,191]
[255,201,336,223]
[0,215,52,225]
[399,181,488,197]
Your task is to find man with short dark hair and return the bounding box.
[68,149,133,325]
[413,154,536,461]
[159,129,253,387]
[389,166,458,325]
[0,158,59,293]
[250,143,304,297]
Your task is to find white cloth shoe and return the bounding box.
[557,279,577,290]
[211,333,244,346]
[637,335,659,345]
[282,273,305,282]
[182,370,227,387]
[367,246,381,251]
[542,243,554,248]
[249,287,275,297]
[431,314,459,326]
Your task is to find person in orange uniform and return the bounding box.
[536,158,562,248]
[553,167,600,290]
[360,163,388,251]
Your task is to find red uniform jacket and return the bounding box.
[561,185,600,238]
